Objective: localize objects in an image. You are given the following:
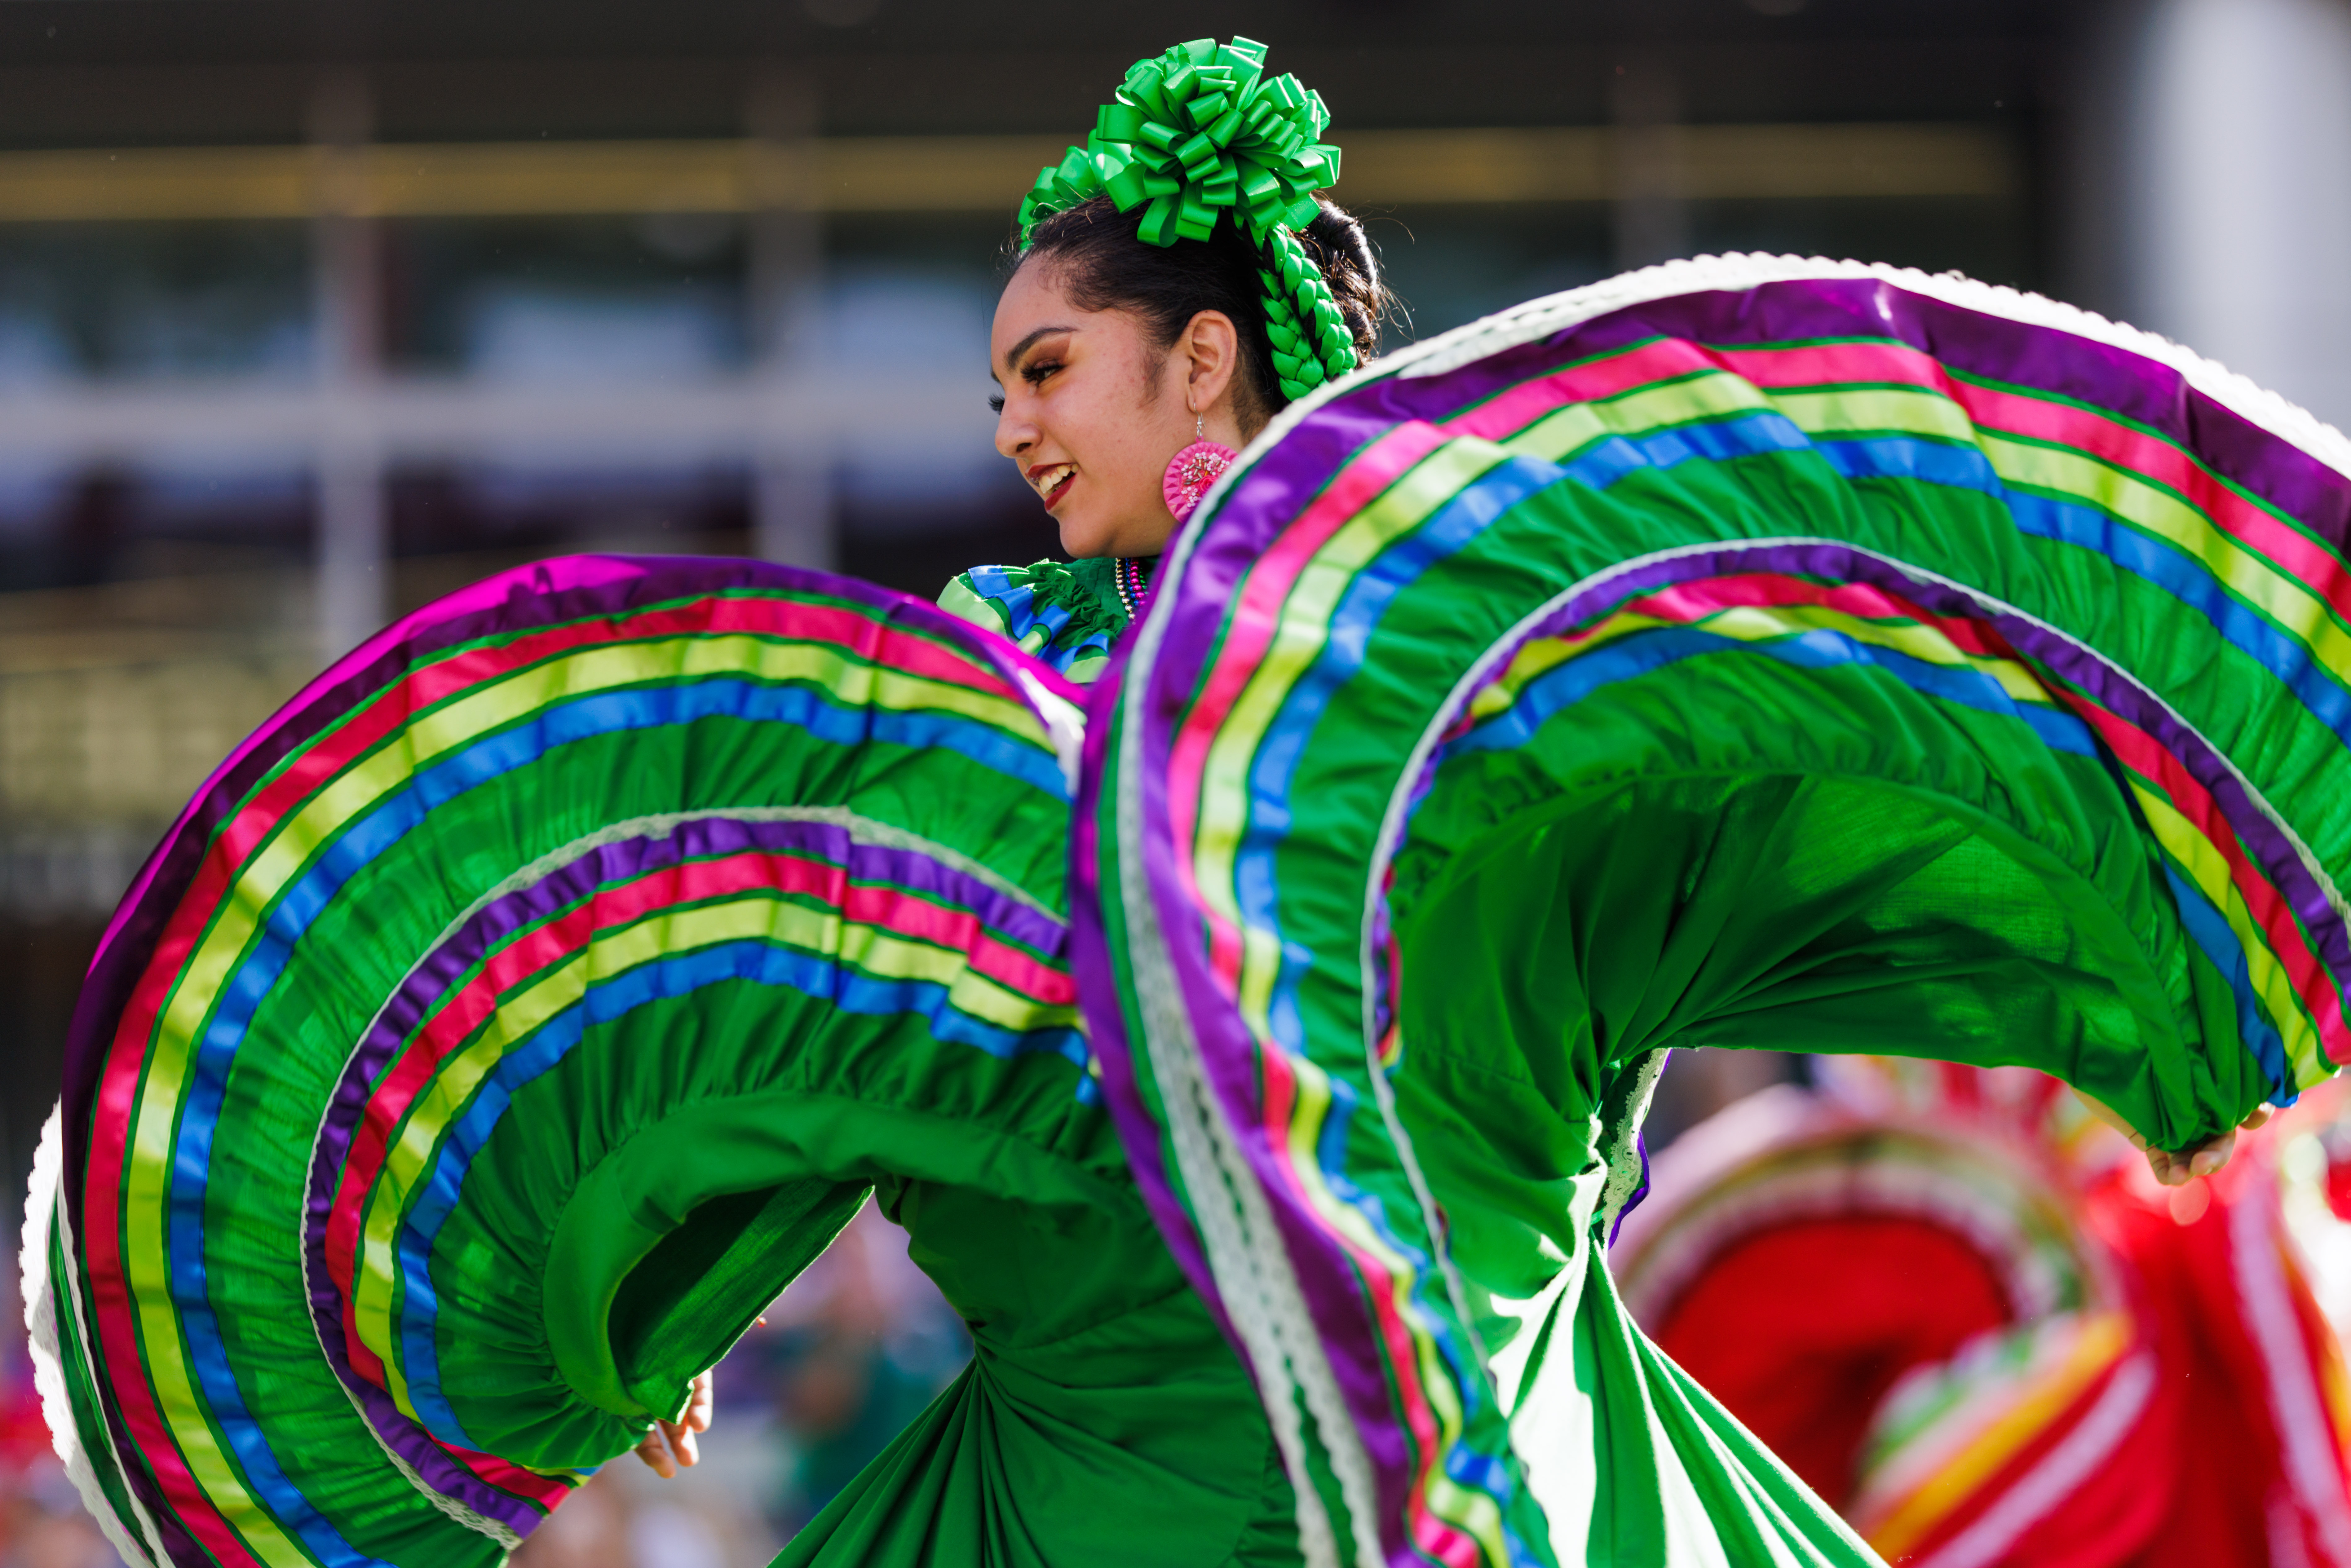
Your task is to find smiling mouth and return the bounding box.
[1033,463,1076,508]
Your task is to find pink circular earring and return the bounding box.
[1162,412,1238,524]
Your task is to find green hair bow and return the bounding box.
[1016,36,1361,404]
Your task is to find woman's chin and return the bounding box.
[1057,505,1175,561]
[1054,513,1116,559]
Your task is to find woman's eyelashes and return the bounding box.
[986,360,1059,415]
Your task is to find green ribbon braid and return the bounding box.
[1015,36,1359,404]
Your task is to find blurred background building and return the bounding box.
[0,0,2337,1561]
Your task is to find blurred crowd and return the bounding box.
[504,1199,971,1568]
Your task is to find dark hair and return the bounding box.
[1011,194,1393,432]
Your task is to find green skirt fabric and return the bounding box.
[1394,790,1983,1568]
[1081,258,2351,1567]
[774,1176,1299,1567]
[38,255,2351,1568]
[20,557,1296,1568]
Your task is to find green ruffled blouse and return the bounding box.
[936,557,1156,685]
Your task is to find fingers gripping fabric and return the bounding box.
[1077,257,2351,1568]
[21,557,1089,1568]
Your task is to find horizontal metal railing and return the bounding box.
[0,123,2015,223]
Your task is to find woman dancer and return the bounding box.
[952,36,2273,1566]
[22,31,2335,1568]
[936,66,1385,686]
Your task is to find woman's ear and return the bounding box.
[1178,309,1241,417]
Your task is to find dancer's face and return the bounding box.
[991,260,1240,559]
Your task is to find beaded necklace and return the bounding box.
[1114,556,1151,622]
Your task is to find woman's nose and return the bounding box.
[995,402,1035,460]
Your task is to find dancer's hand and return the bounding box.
[632,1368,714,1478]
[2079,1096,2273,1187]
[2139,1105,2272,1187]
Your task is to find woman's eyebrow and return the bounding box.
[1000,325,1077,379]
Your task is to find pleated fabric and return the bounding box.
[20,556,1296,1568]
[1615,1061,2351,1568]
[1614,1071,2167,1567]
[1077,256,2351,1568]
[38,251,2351,1568]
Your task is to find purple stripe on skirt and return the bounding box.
[60,555,1060,1231]
[1507,540,2348,989]
[1067,660,1228,1327]
[298,809,1066,1526]
[1109,272,2351,1562]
